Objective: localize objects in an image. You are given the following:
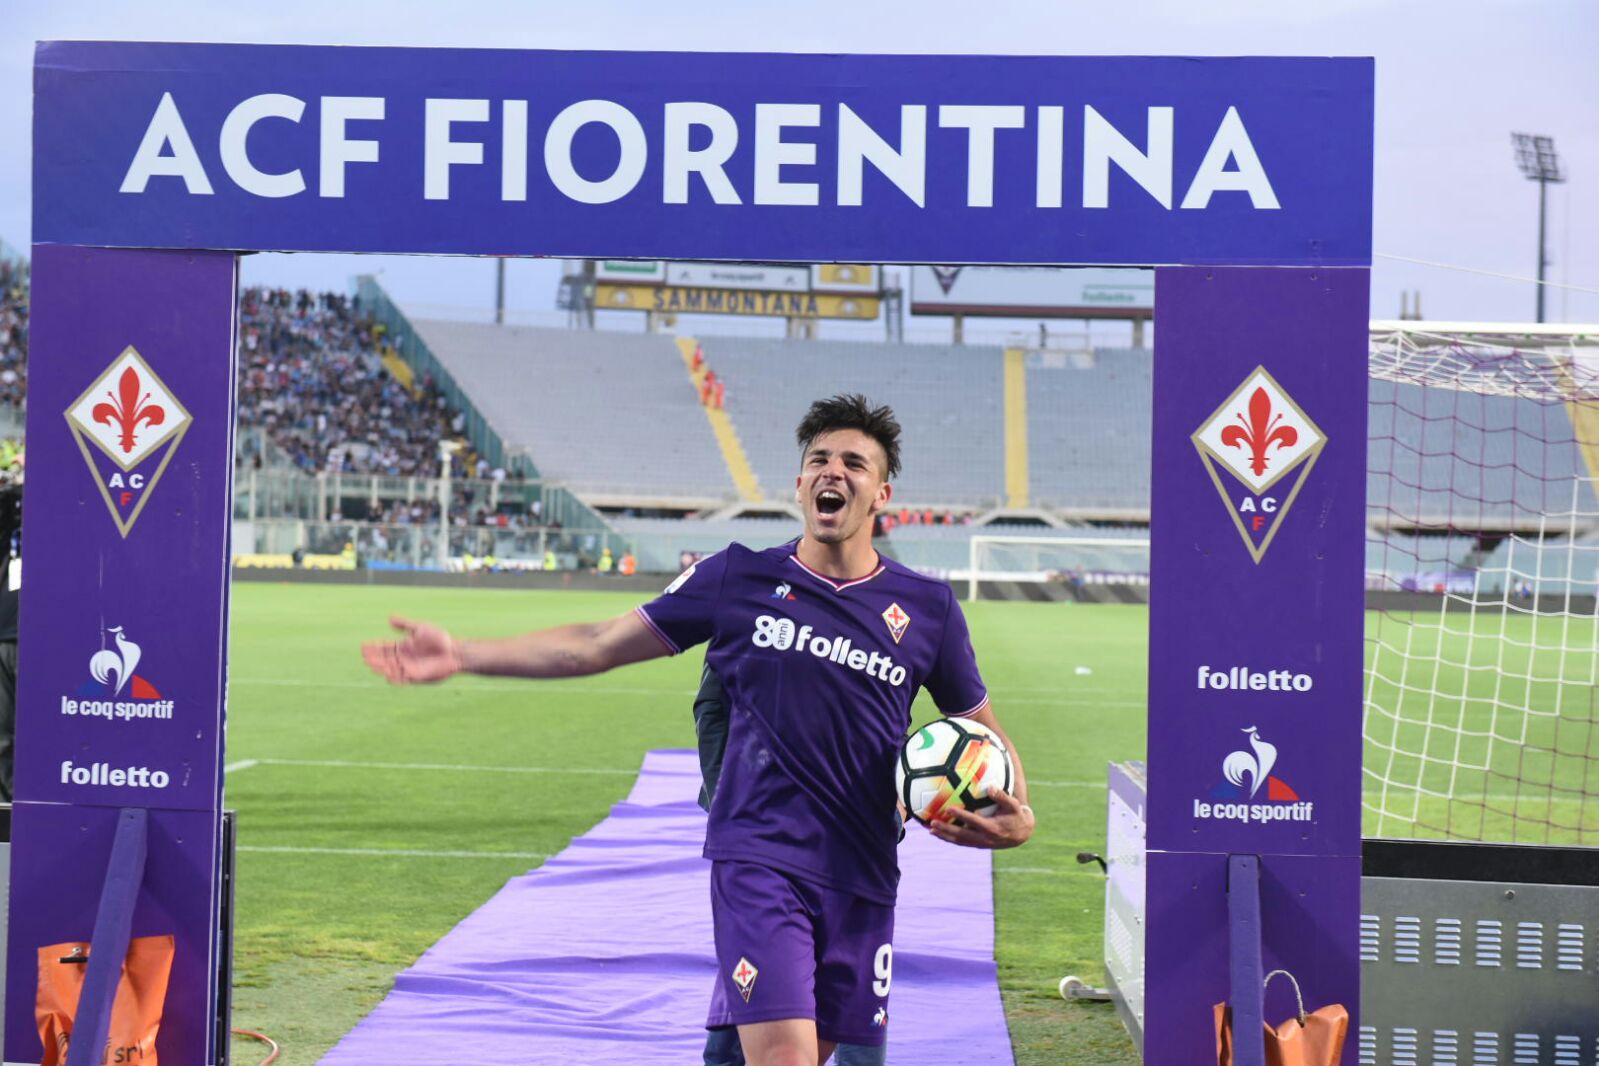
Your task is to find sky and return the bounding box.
[3,0,1596,335]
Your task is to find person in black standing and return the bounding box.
[0,456,22,801]
[693,660,888,1066]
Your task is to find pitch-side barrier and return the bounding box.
[1085,763,1599,1060]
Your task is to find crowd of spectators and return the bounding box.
[875,508,974,536]
[237,286,467,476]
[349,498,444,525]
[0,274,468,477]
[0,259,27,411]
[334,488,556,532]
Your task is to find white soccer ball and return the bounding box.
[896,717,1015,827]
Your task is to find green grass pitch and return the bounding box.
[224,583,1147,1064]
[223,584,1598,1063]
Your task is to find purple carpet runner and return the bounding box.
[318,750,1014,1064]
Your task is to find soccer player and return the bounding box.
[362,394,1033,1066]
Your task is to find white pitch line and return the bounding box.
[997,697,1146,708]
[237,844,545,860]
[249,757,639,776]
[223,759,259,774]
[230,678,693,696]
[992,688,1149,698]
[1371,794,1595,804]
[234,678,1143,706]
[230,756,1102,788]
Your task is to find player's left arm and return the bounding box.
[926,702,1036,850]
[921,587,1034,850]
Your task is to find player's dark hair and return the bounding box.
[795,394,902,480]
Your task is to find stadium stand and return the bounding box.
[701,336,1007,507]
[237,288,462,476]
[11,259,1599,591]
[0,256,26,425]
[1025,348,1153,517]
[403,320,733,502]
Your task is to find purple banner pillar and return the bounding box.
[6,246,236,1065]
[1145,266,1368,1064]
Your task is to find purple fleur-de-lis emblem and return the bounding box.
[92,366,167,455]
[1219,386,1298,478]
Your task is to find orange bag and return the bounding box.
[1215,969,1349,1066]
[36,936,174,1066]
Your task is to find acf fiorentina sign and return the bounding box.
[116,94,1283,213]
[33,44,1374,265]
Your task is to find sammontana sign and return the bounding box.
[34,45,1372,266]
[597,284,879,320]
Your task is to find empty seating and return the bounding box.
[1025,349,1152,514]
[409,321,732,500]
[703,337,1006,506]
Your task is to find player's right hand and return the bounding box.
[361,616,464,684]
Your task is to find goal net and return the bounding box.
[965,534,1150,603]
[1364,322,1599,845]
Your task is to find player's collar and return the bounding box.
[788,549,886,592]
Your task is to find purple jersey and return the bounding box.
[637,542,988,903]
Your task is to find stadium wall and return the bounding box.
[232,566,672,593]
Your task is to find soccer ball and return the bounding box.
[896,718,1014,826]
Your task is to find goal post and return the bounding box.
[965,534,1151,602]
[1364,321,1599,846]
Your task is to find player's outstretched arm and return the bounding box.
[927,704,1036,850]
[361,610,670,685]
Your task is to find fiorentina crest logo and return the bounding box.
[65,346,193,537]
[1191,366,1324,563]
[731,957,758,1003]
[881,602,910,644]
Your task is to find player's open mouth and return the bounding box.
[815,489,846,515]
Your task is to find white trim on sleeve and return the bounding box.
[633,605,681,655]
[946,694,990,719]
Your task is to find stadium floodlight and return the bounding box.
[1511,133,1566,323]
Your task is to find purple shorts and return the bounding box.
[706,860,895,1047]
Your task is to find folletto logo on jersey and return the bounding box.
[1191,366,1324,563]
[58,625,176,723]
[1192,726,1313,824]
[65,346,193,537]
[751,614,909,688]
